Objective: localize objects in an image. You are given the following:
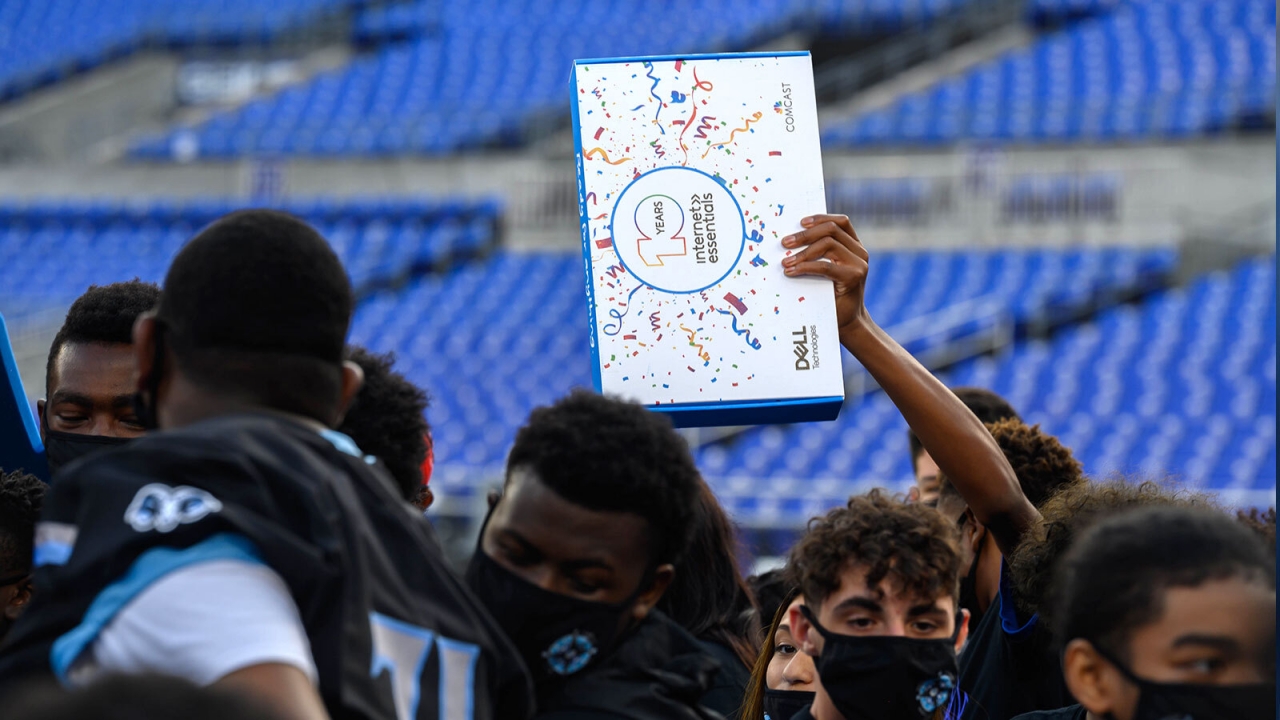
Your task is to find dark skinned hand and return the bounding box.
[780,214,872,338]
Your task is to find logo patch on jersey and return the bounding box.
[916,672,955,715]
[542,630,598,676]
[33,522,78,567]
[124,483,223,533]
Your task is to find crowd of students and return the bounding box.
[0,209,1272,720]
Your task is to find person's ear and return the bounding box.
[907,486,921,503]
[963,509,985,553]
[630,564,674,622]
[790,603,821,657]
[1064,638,1128,718]
[132,312,159,394]
[333,360,365,426]
[4,577,33,621]
[954,609,971,653]
[36,399,46,440]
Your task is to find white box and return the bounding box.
[571,52,845,427]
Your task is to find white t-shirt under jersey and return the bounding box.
[69,559,318,687]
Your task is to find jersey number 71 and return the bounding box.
[370,612,480,720]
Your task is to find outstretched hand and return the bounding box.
[781,214,872,338]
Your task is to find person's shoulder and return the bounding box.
[1009,705,1088,720]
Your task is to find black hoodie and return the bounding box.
[536,610,726,720]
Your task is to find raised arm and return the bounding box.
[782,214,1039,556]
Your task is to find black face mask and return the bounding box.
[1097,646,1277,720]
[44,430,133,475]
[764,688,816,720]
[465,510,648,694]
[801,605,962,719]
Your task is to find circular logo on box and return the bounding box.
[609,167,746,293]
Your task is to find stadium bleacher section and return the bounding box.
[822,0,1276,146]
[0,197,500,324]
[342,246,1194,506]
[128,0,981,159]
[0,196,1271,521]
[0,0,355,103]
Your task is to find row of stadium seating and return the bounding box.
[822,0,1276,145]
[704,256,1276,523]
[128,0,982,159]
[127,0,797,158]
[0,0,355,102]
[1028,0,1122,24]
[345,246,1178,503]
[0,198,500,321]
[825,172,1121,226]
[355,0,978,44]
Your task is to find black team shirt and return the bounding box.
[958,562,1073,719]
[0,413,533,720]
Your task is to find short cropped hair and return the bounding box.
[938,419,1085,512]
[156,210,353,422]
[910,387,1019,467]
[0,469,46,575]
[506,390,699,567]
[46,280,160,394]
[339,346,430,503]
[1236,507,1276,555]
[1007,480,1218,621]
[787,490,962,611]
[1049,505,1274,663]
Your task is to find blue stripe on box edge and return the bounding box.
[569,61,604,393]
[652,395,844,428]
[573,51,811,66]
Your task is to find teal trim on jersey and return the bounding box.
[319,428,377,465]
[33,541,73,568]
[50,533,265,683]
[319,428,362,457]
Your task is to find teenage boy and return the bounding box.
[786,491,977,719]
[1014,505,1275,720]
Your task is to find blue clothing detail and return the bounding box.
[33,541,73,568]
[49,533,264,682]
[318,428,378,464]
[998,558,1038,639]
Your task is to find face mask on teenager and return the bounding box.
[764,689,815,720]
[801,605,962,719]
[465,508,649,692]
[1096,646,1277,720]
[44,430,133,475]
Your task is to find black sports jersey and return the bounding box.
[0,413,533,720]
[958,562,1072,720]
[536,610,723,720]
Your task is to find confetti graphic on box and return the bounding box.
[573,53,843,423]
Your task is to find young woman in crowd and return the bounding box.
[741,587,817,720]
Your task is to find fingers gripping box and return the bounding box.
[571,52,845,427]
